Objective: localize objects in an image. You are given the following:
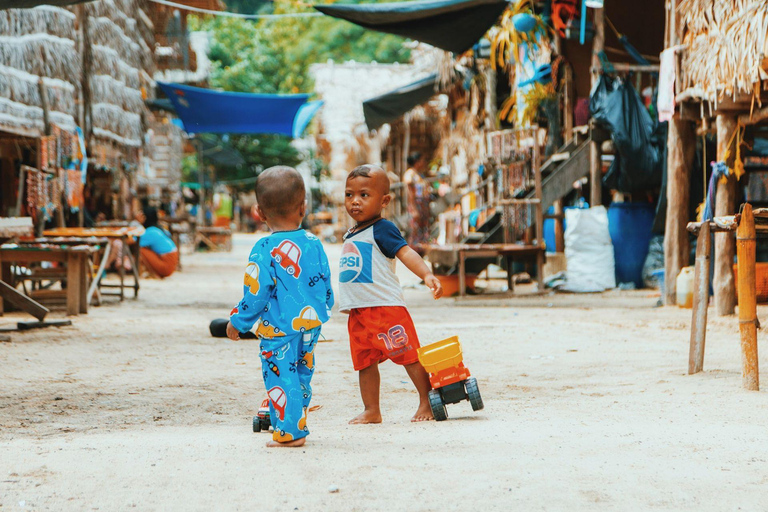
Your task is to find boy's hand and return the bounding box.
[424,274,443,299]
[226,321,241,341]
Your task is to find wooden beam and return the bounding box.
[713,115,737,316]
[664,118,695,305]
[738,106,768,126]
[0,281,49,321]
[589,7,605,208]
[736,203,758,390]
[689,220,710,374]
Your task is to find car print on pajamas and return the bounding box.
[267,386,287,421]
[243,262,260,295]
[253,319,285,338]
[292,306,322,342]
[270,240,302,278]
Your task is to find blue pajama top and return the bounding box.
[229,230,334,338]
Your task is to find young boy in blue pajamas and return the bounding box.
[226,166,334,448]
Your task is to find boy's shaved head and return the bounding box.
[256,166,305,217]
[347,164,390,194]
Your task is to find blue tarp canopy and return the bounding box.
[314,0,508,54]
[157,82,323,138]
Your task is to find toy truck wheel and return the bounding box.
[466,377,484,411]
[252,416,261,432]
[261,419,271,431]
[428,389,448,421]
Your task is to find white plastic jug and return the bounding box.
[676,266,695,308]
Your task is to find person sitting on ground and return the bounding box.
[226,166,334,448]
[138,207,178,279]
[340,164,443,425]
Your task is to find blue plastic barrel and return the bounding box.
[607,202,655,288]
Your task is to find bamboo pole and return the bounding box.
[689,221,711,374]
[737,203,758,390]
[664,118,695,305]
[714,115,738,316]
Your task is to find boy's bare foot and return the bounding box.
[412,403,434,422]
[349,409,382,424]
[266,437,306,448]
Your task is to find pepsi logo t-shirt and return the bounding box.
[338,218,408,313]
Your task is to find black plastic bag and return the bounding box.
[590,75,666,193]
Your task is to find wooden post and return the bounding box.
[589,135,602,207]
[688,221,710,374]
[66,251,81,316]
[554,200,565,252]
[714,115,737,316]
[664,118,695,305]
[38,78,51,136]
[737,203,758,390]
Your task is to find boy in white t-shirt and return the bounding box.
[340,164,443,424]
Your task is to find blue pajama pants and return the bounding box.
[259,328,319,442]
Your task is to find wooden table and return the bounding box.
[44,226,145,301]
[0,244,97,316]
[426,243,546,297]
[18,236,111,306]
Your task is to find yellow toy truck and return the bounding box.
[417,335,483,421]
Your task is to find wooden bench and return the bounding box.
[195,226,232,252]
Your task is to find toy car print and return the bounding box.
[292,306,322,333]
[270,240,302,277]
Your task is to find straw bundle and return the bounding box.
[679,0,768,102]
[0,6,79,134]
[85,0,153,148]
[0,70,77,115]
[0,7,75,39]
[91,74,144,113]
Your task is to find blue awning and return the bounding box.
[157,82,323,138]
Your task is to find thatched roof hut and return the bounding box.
[678,0,768,105]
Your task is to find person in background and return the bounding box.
[137,207,178,278]
[403,154,432,247]
[213,186,233,228]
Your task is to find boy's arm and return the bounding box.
[228,249,275,337]
[396,245,443,299]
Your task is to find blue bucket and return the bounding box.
[607,203,655,288]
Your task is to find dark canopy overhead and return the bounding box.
[363,74,438,130]
[2,0,90,7]
[314,0,508,54]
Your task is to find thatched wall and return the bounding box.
[0,0,155,155]
[679,0,768,102]
[0,6,80,136]
[86,0,154,149]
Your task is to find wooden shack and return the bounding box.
[663,0,768,313]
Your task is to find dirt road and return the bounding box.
[2,234,768,511]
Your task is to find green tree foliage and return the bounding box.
[193,0,410,186]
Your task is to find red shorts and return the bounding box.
[348,306,421,371]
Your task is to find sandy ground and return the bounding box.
[2,233,768,511]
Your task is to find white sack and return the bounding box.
[561,206,616,292]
